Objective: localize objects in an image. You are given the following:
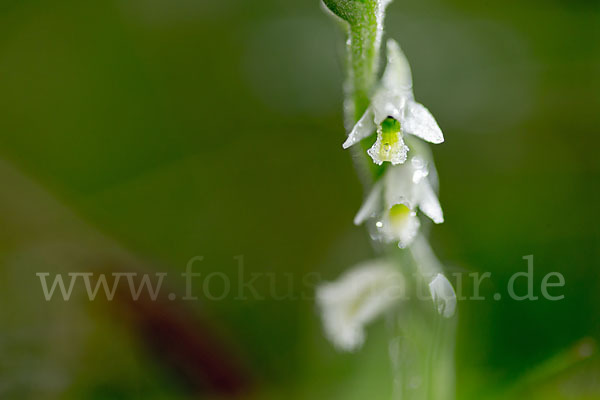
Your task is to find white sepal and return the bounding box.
[354,181,383,225]
[428,273,457,318]
[402,102,444,145]
[343,107,376,149]
[381,39,413,94]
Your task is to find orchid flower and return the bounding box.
[317,260,404,351]
[343,39,444,165]
[354,155,444,248]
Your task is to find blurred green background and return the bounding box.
[0,0,599,399]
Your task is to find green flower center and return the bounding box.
[379,117,401,159]
[388,203,411,227]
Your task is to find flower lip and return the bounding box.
[388,203,412,225]
[380,201,420,248]
[367,117,408,165]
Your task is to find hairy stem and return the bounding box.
[347,12,379,121]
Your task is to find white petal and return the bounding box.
[382,39,413,94]
[343,107,376,149]
[367,130,409,166]
[404,143,439,192]
[409,156,430,184]
[426,156,439,192]
[371,88,406,125]
[354,181,383,225]
[402,102,444,144]
[384,163,419,208]
[417,179,444,224]
[428,274,457,318]
[369,40,414,126]
[317,261,404,351]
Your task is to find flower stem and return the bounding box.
[332,0,387,181]
[347,18,379,121]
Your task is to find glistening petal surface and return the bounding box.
[402,102,444,144]
[343,107,376,149]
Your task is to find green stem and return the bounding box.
[348,18,379,121]
[325,0,387,181]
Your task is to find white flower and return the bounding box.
[354,156,444,248]
[428,273,457,318]
[317,260,404,351]
[343,39,444,165]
